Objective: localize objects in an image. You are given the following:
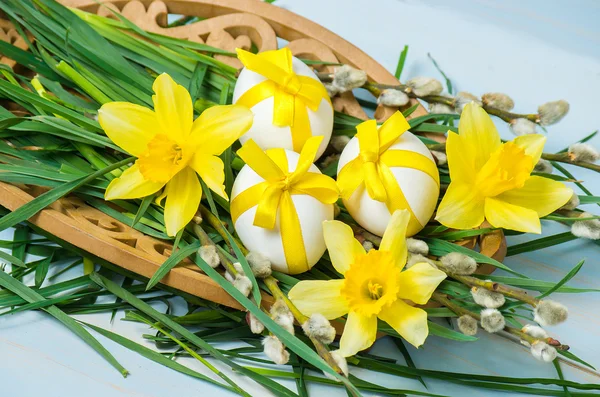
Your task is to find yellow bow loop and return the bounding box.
[233,137,340,273]
[337,111,439,234]
[236,48,331,152]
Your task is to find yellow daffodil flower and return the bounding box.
[288,210,447,356]
[436,103,572,233]
[98,73,253,236]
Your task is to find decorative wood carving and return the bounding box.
[0,0,505,310]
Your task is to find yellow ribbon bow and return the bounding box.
[231,136,339,274]
[337,111,440,235]
[236,47,331,153]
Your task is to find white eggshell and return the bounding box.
[337,131,439,237]
[231,150,334,274]
[232,55,333,159]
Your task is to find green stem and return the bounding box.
[56,61,112,105]
[199,204,248,255]
[263,276,344,375]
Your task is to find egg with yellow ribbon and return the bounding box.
[233,47,333,159]
[337,111,440,237]
[231,136,339,274]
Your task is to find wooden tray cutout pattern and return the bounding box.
[0,0,506,309]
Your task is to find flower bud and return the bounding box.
[377,89,410,107]
[245,251,272,278]
[362,240,374,252]
[302,313,336,344]
[270,300,295,335]
[571,212,600,240]
[538,100,569,126]
[430,150,447,166]
[262,335,289,365]
[533,159,553,174]
[561,192,579,210]
[457,314,478,336]
[453,91,482,113]
[530,341,557,362]
[406,253,436,269]
[520,324,548,346]
[331,135,351,152]
[324,83,340,97]
[481,92,514,111]
[332,65,367,93]
[407,238,429,256]
[534,300,568,326]
[429,102,455,114]
[509,118,537,136]
[568,143,599,163]
[198,245,220,268]
[406,77,443,97]
[247,312,265,334]
[233,274,253,297]
[323,350,349,380]
[480,308,505,333]
[471,285,505,308]
[440,252,477,275]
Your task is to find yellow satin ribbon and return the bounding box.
[231,136,339,274]
[337,111,440,235]
[235,47,332,153]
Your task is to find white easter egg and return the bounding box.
[232,54,333,159]
[231,150,334,274]
[337,131,439,237]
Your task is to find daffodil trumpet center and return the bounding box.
[340,250,401,317]
[138,134,190,183]
[474,141,534,197]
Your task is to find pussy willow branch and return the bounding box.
[424,142,600,173]
[433,261,539,307]
[432,292,569,350]
[263,276,344,375]
[193,223,240,277]
[316,73,538,123]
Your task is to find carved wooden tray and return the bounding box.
[0,0,506,309]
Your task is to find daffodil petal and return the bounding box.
[338,311,377,357]
[288,280,348,320]
[512,134,546,165]
[484,197,541,234]
[446,131,475,183]
[379,209,410,269]
[191,104,253,155]
[163,167,202,237]
[190,154,227,200]
[379,299,428,348]
[323,220,365,275]
[435,182,485,230]
[105,162,164,200]
[459,103,502,171]
[98,102,157,156]
[152,73,193,142]
[497,176,572,217]
[397,263,447,305]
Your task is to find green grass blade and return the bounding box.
[394,45,409,79]
[539,260,585,299]
[0,157,133,232]
[145,241,200,291]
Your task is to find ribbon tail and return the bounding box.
[253,184,283,229]
[280,192,308,274]
[363,162,387,202]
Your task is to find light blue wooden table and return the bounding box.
[1,0,599,396]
